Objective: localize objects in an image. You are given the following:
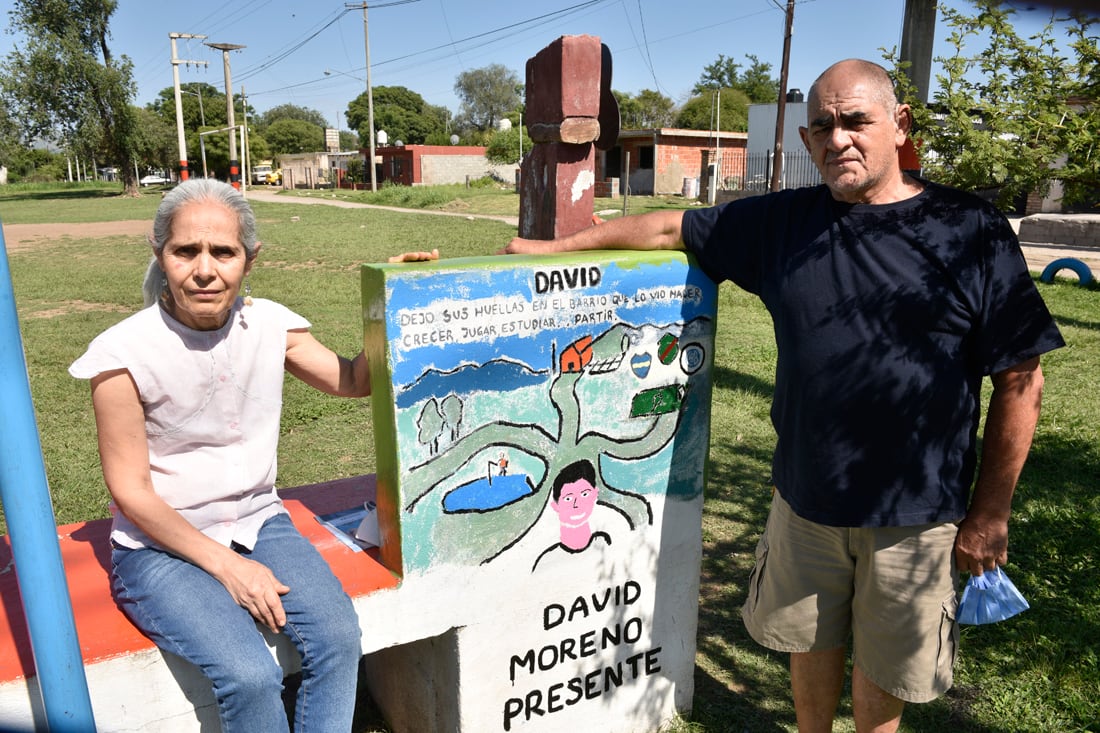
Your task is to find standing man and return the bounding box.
[502,59,1064,732]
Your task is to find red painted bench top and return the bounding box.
[0,475,398,684]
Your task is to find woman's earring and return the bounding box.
[160,277,169,303]
[243,281,253,306]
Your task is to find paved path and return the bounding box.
[245,187,520,226]
[247,189,1099,278]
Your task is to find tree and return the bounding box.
[0,0,142,194]
[150,83,226,131]
[614,89,676,129]
[889,0,1100,210]
[132,106,177,175]
[338,129,359,151]
[454,64,522,131]
[0,95,25,170]
[675,88,750,132]
[260,104,328,129]
[485,125,528,164]
[264,118,323,155]
[345,157,365,183]
[693,53,779,103]
[346,85,447,145]
[1057,17,1100,207]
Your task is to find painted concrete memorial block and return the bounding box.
[361,251,717,732]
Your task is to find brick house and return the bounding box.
[373,144,517,187]
[597,128,748,196]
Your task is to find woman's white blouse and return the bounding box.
[69,298,310,551]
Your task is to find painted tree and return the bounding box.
[0,0,142,194]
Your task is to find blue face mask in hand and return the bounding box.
[957,566,1030,625]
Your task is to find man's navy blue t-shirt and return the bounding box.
[681,182,1064,527]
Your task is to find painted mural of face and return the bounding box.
[552,478,598,528]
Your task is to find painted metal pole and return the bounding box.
[0,226,96,730]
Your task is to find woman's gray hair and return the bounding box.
[142,178,259,306]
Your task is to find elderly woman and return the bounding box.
[69,178,368,732]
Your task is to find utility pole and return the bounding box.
[347,2,377,192]
[901,0,937,103]
[241,85,250,191]
[169,33,207,182]
[206,42,246,189]
[770,0,795,193]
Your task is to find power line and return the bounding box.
[634,0,662,93]
[246,0,617,99]
[235,8,351,82]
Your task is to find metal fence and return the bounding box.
[742,150,821,192]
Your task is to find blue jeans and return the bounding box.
[111,513,362,732]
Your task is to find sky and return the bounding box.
[0,0,1082,129]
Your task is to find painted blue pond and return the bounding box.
[442,474,535,513]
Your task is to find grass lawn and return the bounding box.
[1,184,1097,732]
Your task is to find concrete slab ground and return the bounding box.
[1009,215,1100,276]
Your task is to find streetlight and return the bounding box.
[325,66,375,191]
[180,86,206,127]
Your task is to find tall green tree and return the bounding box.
[260,104,328,129]
[132,106,177,176]
[454,64,522,132]
[1058,16,1100,207]
[890,0,1100,210]
[1,0,142,194]
[264,118,323,156]
[346,85,447,145]
[150,83,226,131]
[693,53,779,103]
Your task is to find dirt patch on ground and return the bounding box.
[2,220,152,252]
[22,299,132,320]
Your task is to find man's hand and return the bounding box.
[954,513,1008,576]
[498,237,554,255]
[388,248,439,263]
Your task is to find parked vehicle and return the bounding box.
[139,174,170,186]
[266,168,283,186]
[251,163,273,185]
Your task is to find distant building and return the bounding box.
[746,101,822,192]
[276,151,360,190]
[373,144,516,187]
[598,128,748,196]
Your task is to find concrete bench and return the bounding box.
[0,474,399,730]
